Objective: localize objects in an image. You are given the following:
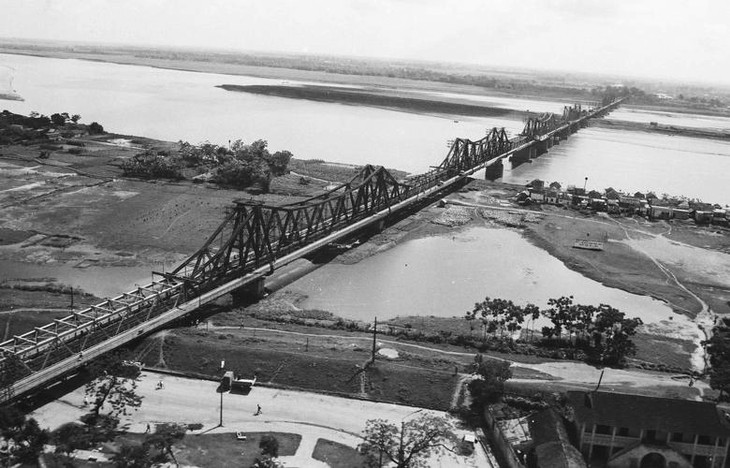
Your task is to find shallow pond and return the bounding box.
[289,227,692,328]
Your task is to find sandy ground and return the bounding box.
[31,371,491,468]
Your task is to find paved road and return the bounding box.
[31,371,493,468]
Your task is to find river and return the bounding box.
[291,227,679,324]
[0,53,724,353]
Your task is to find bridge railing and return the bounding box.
[0,96,625,402]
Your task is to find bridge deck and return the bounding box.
[0,97,624,403]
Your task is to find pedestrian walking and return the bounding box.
[255,404,262,416]
[145,423,151,433]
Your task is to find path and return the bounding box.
[608,215,713,372]
[207,324,709,397]
[30,371,487,467]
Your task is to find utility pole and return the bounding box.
[219,359,225,427]
[219,389,223,427]
[371,317,378,363]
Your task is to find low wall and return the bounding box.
[484,406,526,468]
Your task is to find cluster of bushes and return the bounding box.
[121,139,292,191]
[0,110,104,145]
[121,151,184,180]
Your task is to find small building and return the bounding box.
[567,390,730,468]
[530,190,546,203]
[545,190,560,204]
[607,199,620,214]
[590,198,607,212]
[618,197,643,215]
[673,208,692,220]
[695,210,713,224]
[713,209,727,225]
[649,205,673,220]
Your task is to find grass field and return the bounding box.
[174,432,301,468]
[312,438,367,468]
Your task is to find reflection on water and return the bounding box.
[289,227,687,329]
[501,127,730,205]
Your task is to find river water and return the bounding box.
[0,53,525,174]
[0,53,724,349]
[292,228,681,325]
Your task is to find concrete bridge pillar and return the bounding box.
[484,160,503,181]
[231,277,266,305]
[510,149,529,169]
[503,157,513,172]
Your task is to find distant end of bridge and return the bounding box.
[0,96,625,404]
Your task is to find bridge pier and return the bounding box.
[231,277,266,305]
[510,148,530,169]
[503,157,513,172]
[484,160,503,181]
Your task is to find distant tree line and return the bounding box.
[466,295,643,366]
[0,110,104,145]
[705,319,730,400]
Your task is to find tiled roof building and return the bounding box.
[567,391,730,468]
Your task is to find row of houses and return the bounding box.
[518,180,729,226]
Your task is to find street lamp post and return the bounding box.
[583,176,588,192]
[219,359,226,427]
[397,408,425,467]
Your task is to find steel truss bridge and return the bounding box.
[0,97,624,403]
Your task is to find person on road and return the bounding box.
[255,404,262,416]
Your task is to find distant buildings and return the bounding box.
[519,179,729,227]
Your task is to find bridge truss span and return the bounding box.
[0,96,625,404]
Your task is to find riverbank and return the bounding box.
[595,118,730,141]
[217,84,523,119]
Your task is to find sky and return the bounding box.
[0,0,729,84]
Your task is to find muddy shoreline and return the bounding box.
[595,118,730,141]
[217,84,523,119]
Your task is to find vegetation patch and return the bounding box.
[172,432,300,468]
[312,438,366,468]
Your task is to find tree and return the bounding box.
[85,353,142,420]
[268,150,292,176]
[112,443,152,468]
[0,407,49,467]
[467,355,512,407]
[466,297,524,340]
[71,114,81,123]
[251,455,285,468]
[144,423,186,466]
[705,328,730,398]
[359,414,454,468]
[54,423,90,460]
[88,121,105,134]
[259,435,279,458]
[593,305,642,365]
[50,113,66,126]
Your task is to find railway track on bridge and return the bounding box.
[0,97,625,404]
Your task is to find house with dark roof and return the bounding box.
[527,409,587,468]
[567,391,730,468]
